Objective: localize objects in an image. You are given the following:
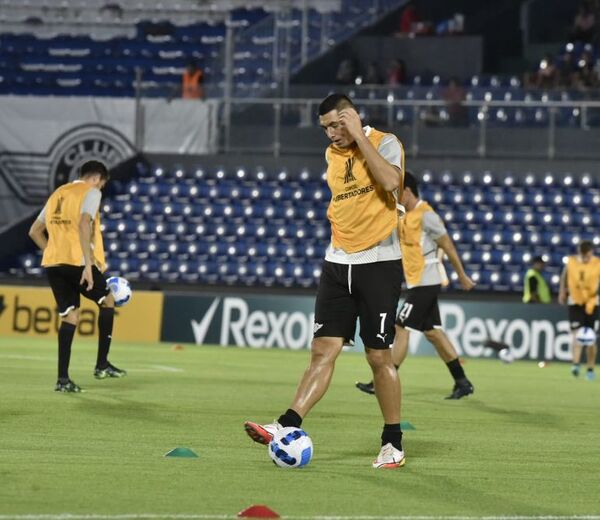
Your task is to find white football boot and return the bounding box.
[372,442,406,469]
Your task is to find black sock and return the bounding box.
[382,423,403,450]
[278,408,303,428]
[58,322,76,380]
[96,307,115,369]
[447,358,466,382]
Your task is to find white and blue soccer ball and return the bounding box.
[576,327,597,347]
[268,427,313,469]
[498,347,514,364]
[106,276,132,307]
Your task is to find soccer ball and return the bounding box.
[106,276,132,307]
[268,427,313,468]
[498,347,514,364]
[576,327,597,347]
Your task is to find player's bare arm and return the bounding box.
[28,219,48,251]
[338,108,401,192]
[558,266,568,304]
[436,233,475,291]
[79,213,94,290]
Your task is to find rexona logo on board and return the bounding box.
[162,294,576,361]
[435,303,573,362]
[162,295,316,350]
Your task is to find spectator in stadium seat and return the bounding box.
[557,52,577,88]
[442,77,468,126]
[399,1,419,33]
[356,171,476,400]
[245,93,407,469]
[387,59,407,86]
[364,61,383,85]
[570,2,596,43]
[27,160,126,393]
[558,240,600,381]
[335,58,357,84]
[523,256,551,304]
[573,49,599,89]
[526,54,558,89]
[182,61,204,99]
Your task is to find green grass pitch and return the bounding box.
[1,336,599,519]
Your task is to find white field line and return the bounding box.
[0,354,55,361]
[0,354,182,373]
[148,364,184,372]
[1,514,599,520]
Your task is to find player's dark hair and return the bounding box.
[531,255,545,265]
[579,240,593,254]
[318,93,356,116]
[79,160,109,181]
[403,169,419,197]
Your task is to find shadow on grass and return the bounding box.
[73,393,181,425]
[403,385,458,401]
[313,437,450,465]
[466,400,562,427]
[307,452,575,516]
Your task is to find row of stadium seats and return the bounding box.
[138,165,599,187]
[100,198,598,227]
[16,250,562,291]
[0,0,402,97]
[348,86,578,101]
[392,106,592,128]
[2,17,599,110]
[88,238,571,269]
[0,4,265,35]
[10,165,598,294]
[95,220,592,251]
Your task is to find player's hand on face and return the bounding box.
[80,265,94,291]
[460,275,476,291]
[338,108,363,139]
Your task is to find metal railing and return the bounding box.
[219,97,600,159]
[202,0,408,103]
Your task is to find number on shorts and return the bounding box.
[398,302,413,322]
[379,313,387,334]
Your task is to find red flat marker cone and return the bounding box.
[237,505,280,518]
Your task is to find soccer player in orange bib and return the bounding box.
[245,93,407,468]
[28,160,126,392]
[356,171,476,399]
[558,240,600,380]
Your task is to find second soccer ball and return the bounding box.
[107,276,132,307]
[576,327,596,347]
